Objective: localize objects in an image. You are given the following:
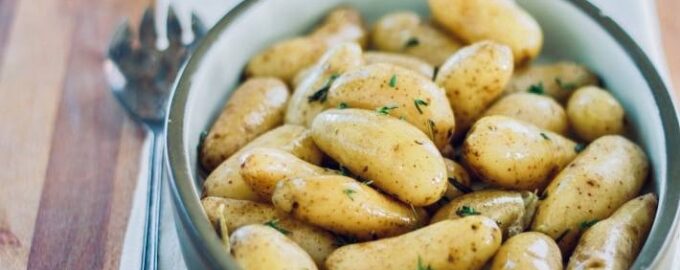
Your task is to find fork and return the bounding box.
[103,7,205,269]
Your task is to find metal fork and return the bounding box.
[103,7,205,269]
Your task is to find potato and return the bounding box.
[435,41,514,137]
[285,43,364,126]
[246,37,328,83]
[371,12,463,66]
[202,197,336,265]
[200,78,289,171]
[310,109,448,206]
[310,7,367,48]
[272,175,428,240]
[531,135,649,254]
[431,190,538,238]
[428,0,542,65]
[325,216,501,270]
[462,116,577,190]
[203,125,323,201]
[491,232,562,270]
[326,63,455,149]
[443,158,473,200]
[483,92,568,135]
[567,193,657,270]
[241,147,338,200]
[567,86,626,142]
[230,224,318,270]
[504,61,600,102]
[363,51,434,78]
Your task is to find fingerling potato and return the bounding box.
[246,37,328,83]
[443,158,473,200]
[483,92,568,135]
[504,61,600,102]
[230,224,318,270]
[310,7,367,48]
[363,52,434,78]
[491,232,562,270]
[567,86,626,142]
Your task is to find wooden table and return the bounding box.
[0,0,677,269]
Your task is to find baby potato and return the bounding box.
[483,93,568,135]
[285,42,364,126]
[326,63,455,149]
[203,125,323,201]
[567,86,626,142]
[272,175,428,240]
[310,109,448,206]
[431,190,538,238]
[325,216,501,270]
[201,78,289,171]
[462,116,577,191]
[241,147,338,200]
[428,0,542,65]
[443,158,473,200]
[310,7,368,48]
[567,193,657,270]
[491,232,562,270]
[435,41,514,137]
[230,224,318,270]
[504,61,600,102]
[246,37,328,83]
[363,51,434,78]
[371,12,463,66]
[531,135,649,254]
[202,197,337,265]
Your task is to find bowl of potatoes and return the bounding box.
[165,0,680,269]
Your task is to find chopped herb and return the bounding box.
[376,105,398,115]
[540,133,550,140]
[555,229,570,243]
[574,143,586,153]
[264,219,290,235]
[307,73,340,103]
[555,78,578,91]
[338,102,348,109]
[343,189,357,201]
[456,205,481,217]
[389,74,398,88]
[527,82,545,95]
[414,99,429,114]
[417,256,434,270]
[580,219,599,230]
[404,37,420,48]
[449,177,473,194]
[333,234,358,246]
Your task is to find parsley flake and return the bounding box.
[343,189,357,201]
[456,205,481,217]
[414,99,429,114]
[527,82,545,95]
[308,73,340,103]
[404,37,420,48]
[376,105,398,115]
[540,133,550,140]
[417,256,433,270]
[580,219,599,230]
[264,219,290,235]
[574,143,586,153]
[338,102,348,109]
[555,78,578,91]
[389,74,398,88]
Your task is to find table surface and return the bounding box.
[0,0,678,269]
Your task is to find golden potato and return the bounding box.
[363,51,434,78]
[310,7,367,48]
[325,216,501,270]
[326,63,455,149]
[531,135,649,254]
[435,41,514,137]
[443,158,473,200]
[310,109,448,206]
[483,92,568,135]
[246,37,327,83]
[462,116,577,190]
[504,61,600,102]
[567,86,626,142]
[491,232,562,270]
[272,175,428,240]
[230,224,318,270]
[200,78,289,171]
[428,0,542,65]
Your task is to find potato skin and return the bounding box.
[272,175,428,240]
[230,224,318,270]
[326,63,455,149]
[246,37,328,83]
[310,7,367,48]
[201,78,289,171]
[202,197,336,265]
[567,193,657,270]
[325,216,502,270]
[531,135,649,254]
[491,232,562,270]
[310,109,448,206]
[483,93,568,135]
[443,158,472,200]
[462,116,577,190]
[363,51,434,78]
[203,125,323,201]
[428,0,542,65]
[504,61,600,102]
[371,12,463,66]
[567,86,626,142]
[285,42,364,126]
[435,41,514,137]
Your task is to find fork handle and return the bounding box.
[141,129,164,270]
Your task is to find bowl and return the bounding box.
[165,0,680,268]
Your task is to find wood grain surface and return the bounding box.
[0,0,677,269]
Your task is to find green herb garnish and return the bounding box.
[404,37,420,48]
[449,177,472,194]
[307,73,340,103]
[555,78,578,91]
[527,82,545,95]
[574,143,586,153]
[414,99,429,114]
[343,189,357,201]
[376,105,398,115]
[580,219,599,230]
[455,205,481,217]
[338,102,348,109]
[389,74,398,88]
[540,132,550,140]
[264,219,290,235]
[417,256,434,270]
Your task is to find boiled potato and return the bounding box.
[431,190,538,238]
[483,92,568,135]
[246,37,327,83]
[567,86,626,142]
[428,0,542,65]
[491,232,562,270]
[285,42,364,126]
[326,63,455,149]
[443,158,473,200]
[567,193,657,270]
[531,135,649,254]
[363,52,435,78]
[325,216,501,270]
[310,109,448,206]
[272,175,428,240]
[435,41,514,137]
[200,78,289,171]
[240,147,338,200]
[462,116,577,190]
[230,224,318,270]
[203,125,323,201]
[202,197,336,265]
[504,61,600,102]
[371,11,463,66]
[310,7,367,48]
